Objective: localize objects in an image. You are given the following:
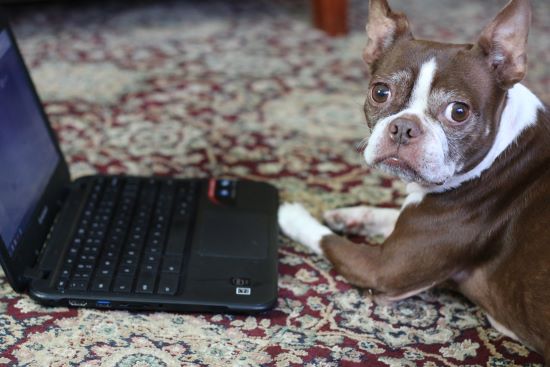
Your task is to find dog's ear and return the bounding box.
[363,0,412,67]
[477,0,532,88]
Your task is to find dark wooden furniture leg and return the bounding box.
[312,0,348,36]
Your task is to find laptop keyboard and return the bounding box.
[56,177,197,296]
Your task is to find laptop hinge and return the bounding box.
[23,266,49,281]
[25,183,77,284]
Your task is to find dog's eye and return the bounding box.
[371,83,391,104]
[445,102,470,123]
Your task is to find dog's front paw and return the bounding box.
[323,208,361,233]
[278,202,332,254]
[323,206,400,238]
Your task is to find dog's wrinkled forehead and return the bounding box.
[370,39,496,117]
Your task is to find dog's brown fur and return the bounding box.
[320,0,550,363]
[322,112,550,360]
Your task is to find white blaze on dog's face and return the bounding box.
[362,0,533,188]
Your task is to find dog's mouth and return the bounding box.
[373,156,445,186]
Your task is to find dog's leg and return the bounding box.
[279,203,458,300]
[319,234,445,300]
[323,206,399,238]
[322,184,425,239]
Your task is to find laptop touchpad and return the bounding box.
[196,211,269,259]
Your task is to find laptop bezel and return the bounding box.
[0,21,71,292]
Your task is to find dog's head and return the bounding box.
[363,0,532,187]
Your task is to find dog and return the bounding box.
[278,0,549,363]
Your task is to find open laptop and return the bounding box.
[0,21,279,313]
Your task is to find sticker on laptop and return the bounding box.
[236,287,251,295]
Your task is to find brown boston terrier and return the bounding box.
[279,0,549,363]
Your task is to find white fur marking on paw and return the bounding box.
[323,206,399,238]
[278,203,332,254]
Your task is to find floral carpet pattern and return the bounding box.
[1,0,549,366]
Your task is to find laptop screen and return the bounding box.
[0,30,60,256]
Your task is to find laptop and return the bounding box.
[0,21,279,313]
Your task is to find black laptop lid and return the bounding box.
[0,23,71,291]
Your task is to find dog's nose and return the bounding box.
[388,118,423,145]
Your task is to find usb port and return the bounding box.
[96,300,111,307]
[68,300,87,307]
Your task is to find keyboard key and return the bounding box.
[60,266,72,279]
[147,237,162,247]
[124,249,137,257]
[73,272,91,280]
[57,279,67,291]
[79,254,96,263]
[119,264,137,276]
[143,261,160,273]
[143,253,160,263]
[161,257,182,273]
[157,274,179,295]
[126,242,140,251]
[98,268,114,277]
[91,277,111,292]
[105,241,122,252]
[76,263,94,272]
[136,273,156,294]
[99,259,115,269]
[82,245,99,254]
[68,279,88,291]
[113,277,133,293]
[104,250,118,259]
[145,245,161,255]
[121,257,137,266]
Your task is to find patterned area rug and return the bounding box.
[1,0,548,365]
